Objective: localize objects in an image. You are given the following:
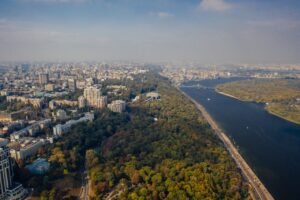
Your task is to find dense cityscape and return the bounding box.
[0,63,151,199]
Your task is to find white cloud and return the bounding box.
[199,0,234,11]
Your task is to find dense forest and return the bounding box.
[17,72,250,199]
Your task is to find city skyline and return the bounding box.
[0,0,300,64]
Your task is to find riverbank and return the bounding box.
[216,90,300,125]
[178,87,274,200]
[266,107,300,125]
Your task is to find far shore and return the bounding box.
[215,89,300,126]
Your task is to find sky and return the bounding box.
[0,0,300,64]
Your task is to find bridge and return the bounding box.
[180,84,213,89]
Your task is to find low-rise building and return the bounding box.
[49,100,78,109]
[9,137,46,160]
[10,119,51,141]
[53,112,94,137]
[6,96,43,108]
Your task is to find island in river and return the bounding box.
[216,79,300,125]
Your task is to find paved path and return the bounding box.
[80,170,89,200]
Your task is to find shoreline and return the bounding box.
[266,108,300,126]
[215,89,243,101]
[178,87,274,200]
[216,89,300,125]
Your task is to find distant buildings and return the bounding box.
[108,100,126,113]
[0,139,27,200]
[44,83,55,92]
[68,79,76,91]
[49,100,78,110]
[39,73,49,85]
[7,96,43,108]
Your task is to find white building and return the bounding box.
[53,112,94,137]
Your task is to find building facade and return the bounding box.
[78,96,86,108]
[83,86,101,107]
[96,96,107,109]
[39,73,49,85]
[108,100,126,113]
[0,139,27,200]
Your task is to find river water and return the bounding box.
[181,78,300,200]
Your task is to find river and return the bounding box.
[180,78,300,200]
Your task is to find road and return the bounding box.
[179,88,274,200]
[80,170,89,200]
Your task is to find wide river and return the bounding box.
[181,78,300,200]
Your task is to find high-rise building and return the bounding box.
[0,139,27,200]
[96,96,107,109]
[83,86,101,107]
[39,73,49,85]
[68,79,76,92]
[108,100,126,113]
[78,96,86,108]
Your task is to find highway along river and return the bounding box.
[180,78,300,200]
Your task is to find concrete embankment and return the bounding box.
[178,87,274,200]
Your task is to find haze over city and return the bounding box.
[0,0,300,63]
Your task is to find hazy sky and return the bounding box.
[0,0,300,64]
